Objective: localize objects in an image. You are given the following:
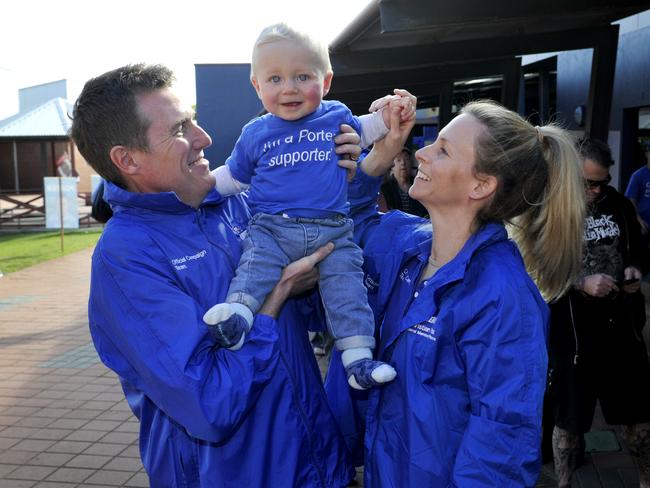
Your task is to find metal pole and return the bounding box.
[59,177,64,253]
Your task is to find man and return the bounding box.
[71,64,360,487]
[547,138,650,488]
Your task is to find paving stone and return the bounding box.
[99,432,137,445]
[64,454,111,470]
[2,407,39,417]
[33,409,71,419]
[0,436,22,449]
[33,482,78,488]
[118,445,141,458]
[82,469,132,486]
[45,400,86,410]
[60,410,99,421]
[115,422,139,433]
[33,391,69,400]
[64,391,97,401]
[5,465,57,481]
[44,467,93,484]
[0,415,22,426]
[13,398,53,409]
[102,456,144,472]
[63,429,106,443]
[82,420,121,432]
[46,440,91,454]
[0,464,21,477]
[46,419,87,430]
[124,471,150,487]
[11,439,56,452]
[46,384,78,392]
[27,429,73,441]
[93,392,125,403]
[26,453,75,467]
[81,443,126,456]
[1,427,41,438]
[13,418,54,429]
[0,450,37,466]
[98,410,132,422]
[0,479,38,487]
[78,400,116,411]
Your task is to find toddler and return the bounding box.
[204,23,413,390]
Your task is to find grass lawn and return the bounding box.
[0,229,103,275]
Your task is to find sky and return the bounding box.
[0,0,371,119]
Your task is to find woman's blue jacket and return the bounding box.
[326,171,549,487]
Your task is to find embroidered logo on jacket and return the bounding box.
[364,274,379,291]
[408,316,437,341]
[230,224,248,241]
[399,268,411,284]
[170,249,208,271]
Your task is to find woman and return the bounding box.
[331,100,586,486]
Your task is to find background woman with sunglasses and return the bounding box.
[547,138,650,488]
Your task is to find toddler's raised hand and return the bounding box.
[369,89,417,129]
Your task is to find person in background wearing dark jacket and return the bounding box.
[90,179,113,223]
[547,138,650,488]
[327,100,586,487]
[379,146,427,217]
[70,63,363,487]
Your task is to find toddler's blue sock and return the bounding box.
[203,303,253,351]
[341,347,397,390]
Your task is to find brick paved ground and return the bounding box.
[0,248,147,487]
[0,247,647,487]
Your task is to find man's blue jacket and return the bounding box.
[89,182,353,487]
[326,171,549,487]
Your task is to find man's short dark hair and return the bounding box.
[70,64,175,186]
[578,138,614,168]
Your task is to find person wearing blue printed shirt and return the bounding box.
[625,141,650,254]
[326,100,587,487]
[204,22,415,390]
[70,63,365,487]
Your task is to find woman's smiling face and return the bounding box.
[410,113,485,211]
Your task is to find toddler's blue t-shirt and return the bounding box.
[226,100,361,218]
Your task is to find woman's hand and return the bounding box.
[335,124,362,181]
[259,243,335,318]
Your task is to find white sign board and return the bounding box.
[44,177,79,229]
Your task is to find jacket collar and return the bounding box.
[104,181,225,215]
[433,221,507,284]
[399,221,508,282]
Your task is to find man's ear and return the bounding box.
[469,174,497,201]
[109,145,138,176]
[250,77,262,99]
[322,71,333,97]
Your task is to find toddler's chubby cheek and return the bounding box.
[304,85,324,101]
